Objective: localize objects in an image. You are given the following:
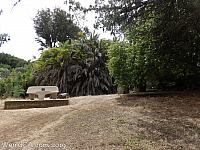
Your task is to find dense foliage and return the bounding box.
[108,17,156,92]
[91,0,200,91]
[152,0,200,89]
[34,33,115,96]
[0,65,34,98]
[0,54,34,98]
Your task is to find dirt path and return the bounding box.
[0,93,200,150]
[0,95,125,150]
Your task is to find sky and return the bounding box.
[0,0,111,61]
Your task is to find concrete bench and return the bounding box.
[26,86,59,100]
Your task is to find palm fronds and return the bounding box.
[34,34,116,96]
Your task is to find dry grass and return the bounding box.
[116,91,200,150]
[0,92,199,150]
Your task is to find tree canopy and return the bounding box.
[89,0,200,91]
[87,0,154,34]
[33,8,81,48]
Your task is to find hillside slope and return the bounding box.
[0,53,27,69]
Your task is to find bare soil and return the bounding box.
[0,92,200,150]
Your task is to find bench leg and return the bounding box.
[38,93,45,100]
[29,94,35,100]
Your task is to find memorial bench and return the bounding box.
[26,86,59,100]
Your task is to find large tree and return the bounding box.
[87,0,154,34]
[151,0,200,89]
[33,8,81,48]
[91,0,200,91]
[34,33,115,96]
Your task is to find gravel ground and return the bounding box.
[0,92,200,150]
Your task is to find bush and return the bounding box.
[12,85,25,98]
[0,64,34,98]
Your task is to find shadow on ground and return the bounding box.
[116,91,200,150]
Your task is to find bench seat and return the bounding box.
[26,86,59,100]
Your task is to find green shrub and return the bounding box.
[0,64,34,98]
[12,85,25,98]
